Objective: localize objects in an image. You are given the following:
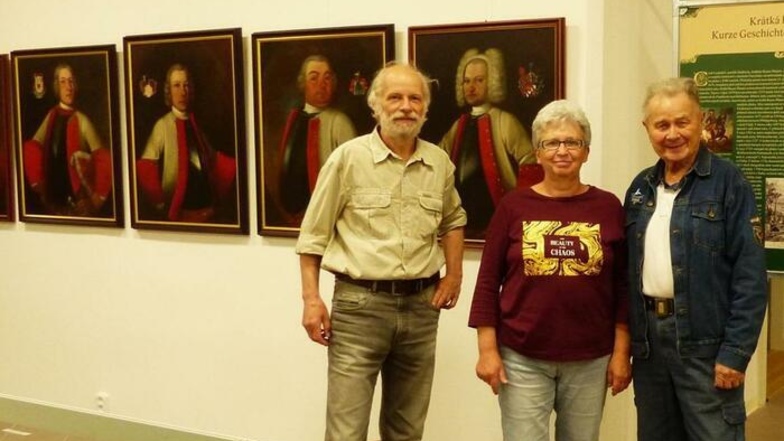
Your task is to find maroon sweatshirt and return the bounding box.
[469,186,628,361]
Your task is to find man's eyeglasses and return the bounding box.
[538,138,586,151]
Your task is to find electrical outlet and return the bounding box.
[95,391,110,412]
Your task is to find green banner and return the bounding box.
[679,3,784,271]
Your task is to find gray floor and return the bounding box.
[0,396,244,441]
[2,388,781,440]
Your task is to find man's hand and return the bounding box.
[72,193,107,216]
[299,254,329,345]
[432,273,461,309]
[436,226,463,309]
[302,297,331,346]
[90,193,107,211]
[715,363,745,389]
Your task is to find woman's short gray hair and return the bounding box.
[531,99,592,147]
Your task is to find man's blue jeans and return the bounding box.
[325,279,440,441]
[498,346,610,441]
[633,310,746,441]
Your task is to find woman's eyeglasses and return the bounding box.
[538,138,586,151]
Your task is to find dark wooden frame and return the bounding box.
[409,18,566,245]
[252,24,394,237]
[124,28,248,234]
[11,45,123,227]
[0,54,12,222]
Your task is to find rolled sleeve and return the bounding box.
[295,151,345,257]
[438,158,467,236]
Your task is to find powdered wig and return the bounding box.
[296,54,337,92]
[164,63,193,108]
[52,63,77,101]
[455,48,506,107]
[642,77,701,120]
[531,100,592,147]
[366,61,432,119]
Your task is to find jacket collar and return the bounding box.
[644,145,712,188]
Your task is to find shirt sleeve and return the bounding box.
[468,196,511,328]
[717,167,767,371]
[612,201,630,325]
[438,156,467,235]
[295,149,346,256]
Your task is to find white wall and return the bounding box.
[770,277,784,351]
[0,1,768,440]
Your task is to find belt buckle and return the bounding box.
[390,279,420,296]
[654,298,673,318]
[390,280,411,296]
[388,281,399,295]
[371,280,403,296]
[369,277,433,296]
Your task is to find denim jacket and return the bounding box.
[624,146,767,372]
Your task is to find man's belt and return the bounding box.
[335,273,439,296]
[643,295,674,318]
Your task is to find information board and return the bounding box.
[679,1,784,271]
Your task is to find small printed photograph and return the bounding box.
[701,105,735,155]
[765,177,784,248]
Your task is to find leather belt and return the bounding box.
[335,273,439,296]
[643,295,674,318]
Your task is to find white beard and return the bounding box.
[379,110,426,139]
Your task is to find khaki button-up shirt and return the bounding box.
[296,128,466,280]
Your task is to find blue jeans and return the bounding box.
[633,310,746,441]
[325,279,441,441]
[498,346,610,441]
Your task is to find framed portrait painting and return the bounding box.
[410,18,565,245]
[0,54,12,222]
[11,45,123,227]
[124,28,248,235]
[253,24,394,237]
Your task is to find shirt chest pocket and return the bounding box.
[352,192,391,209]
[415,193,443,237]
[690,201,725,250]
[349,189,394,238]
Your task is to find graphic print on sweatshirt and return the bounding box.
[522,221,603,276]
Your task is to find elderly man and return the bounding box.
[440,48,536,238]
[23,63,113,216]
[136,63,236,223]
[277,54,357,220]
[296,62,466,441]
[624,77,767,441]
